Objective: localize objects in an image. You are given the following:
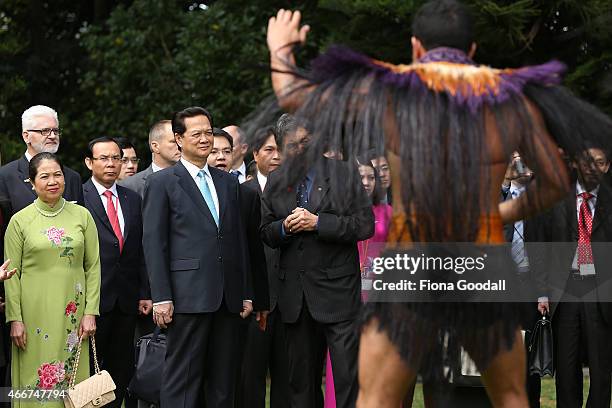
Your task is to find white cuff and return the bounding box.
[537,297,549,303]
[153,300,173,306]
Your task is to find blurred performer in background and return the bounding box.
[246,0,612,406]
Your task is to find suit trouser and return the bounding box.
[95,304,138,408]
[554,279,612,408]
[284,302,358,408]
[161,304,241,408]
[522,329,542,408]
[235,308,290,408]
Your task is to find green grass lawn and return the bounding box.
[409,377,592,407]
[264,377,596,407]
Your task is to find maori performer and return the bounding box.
[249,0,612,406]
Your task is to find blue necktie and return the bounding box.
[230,170,240,180]
[197,170,219,227]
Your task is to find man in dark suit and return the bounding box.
[538,146,612,407]
[0,105,84,220]
[119,120,180,407]
[83,136,152,408]
[233,126,289,408]
[261,114,374,408]
[501,152,542,408]
[143,107,252,408]
[119,120,180,198]
[207,127,269,312]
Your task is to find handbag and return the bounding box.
[127,327,166,404]
[64,335,116,408]
[527,313,554,377]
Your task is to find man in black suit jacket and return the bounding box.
[207,127,270,312]
[261,115,374,408]
[537,147,612,407]
[0,105,84,221]
[83,137,152,408]
[231,126,289,408]
[143,107,252,408]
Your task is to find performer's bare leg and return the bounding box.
[475,330,528,408]
[357,319,417,408]
[401,379,416,407]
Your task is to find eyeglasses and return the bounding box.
[27,128,61,137]
[91,156,122,163]
[121,157,141,164]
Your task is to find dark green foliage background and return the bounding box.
[1,0,611,174]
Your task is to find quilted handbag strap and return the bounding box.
[68,335,101,389]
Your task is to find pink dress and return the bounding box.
[324,204,392,407]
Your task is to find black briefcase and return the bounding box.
[128,327,166,405]
[527,313,554,377]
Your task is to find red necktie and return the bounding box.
[103,190,123,252]
[577,191,593,265]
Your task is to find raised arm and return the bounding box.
[267,9,313,112]
[498,100,570,224]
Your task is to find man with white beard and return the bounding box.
[0,105,84,219]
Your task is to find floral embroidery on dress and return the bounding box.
[36,361,66,390]
[42,226,75,265]
[66,331,79,353]
[65,301,77,316]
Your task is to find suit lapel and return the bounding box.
[17,156,36,200]
[592,185,610,234]
[307,162,330,213]
[117,186,131,243]
[175,162,217,227]
[564,192,578,240]
[84,179,115,236]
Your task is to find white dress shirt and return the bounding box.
[24,151,33,162]
[257,171,268,192]
[151,162,163,173]
[180,158,220,220]
[91,178,125,235]
[232,161,247,184]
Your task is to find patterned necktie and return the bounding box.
[103,190,123,252]
[296,176,309,207]
[197,170,219,227]
[510,188,527,266]
[577,191,594,265]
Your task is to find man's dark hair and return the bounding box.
[575,139,611,163]
[29,152,65,182]
[85,136,122,159]
[252,126,276,153]
[114,136,136,151]
[246,159,258,178]
[412,0,474,52]
[212,127,233,149]
[275,114,310,151]
[172,107,214,135]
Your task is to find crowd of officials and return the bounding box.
[0,104,610,408]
